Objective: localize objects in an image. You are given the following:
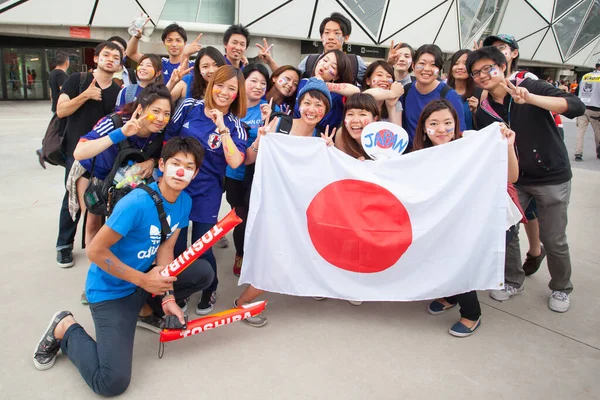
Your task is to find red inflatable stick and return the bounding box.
[160,301,267,343]
[160,209,242,277]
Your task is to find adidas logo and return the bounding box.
[183,122,190,129]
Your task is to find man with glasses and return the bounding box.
[466,46,585,313]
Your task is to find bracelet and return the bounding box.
[108,128,127,144]
[161,298,175,306]
[251,145,258,152]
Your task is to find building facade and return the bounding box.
[0,0,599,101]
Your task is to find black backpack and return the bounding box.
[84,113,165,216]
[303,53,360,85]
[41,72,87,167]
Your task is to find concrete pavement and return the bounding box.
[0,101,599,399]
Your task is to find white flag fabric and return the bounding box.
[240,123,507,301]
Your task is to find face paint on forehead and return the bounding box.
[166,164,194,182]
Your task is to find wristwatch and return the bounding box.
[163,290,174,298]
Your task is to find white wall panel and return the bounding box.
[94,2,148,28]
[243,0,314,40]
[524,0,554,22]
[533,31,563,63]
[0,0,96,26]
[516,28,548,59]
[566,37,600,65]
[239,0,292,26]
[379,0,446,43]
[434,1,460,52]
[385,2,452,50]
[137,0,169,22]
[310,0,375,44]
[497,0,549,40]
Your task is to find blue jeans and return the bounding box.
[56,155,81,250]
[60,259,214,397]
[175,222,218,292]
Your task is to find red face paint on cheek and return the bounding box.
[230,92,237,100]
[362,118,370,126]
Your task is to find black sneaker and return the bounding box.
[33,310,72,371]
[523,246,547,276]
[574,154,583,162]
[36,149,46,169]
[596,144,600,159]
[136,314,164,334]
[56,248,74,268]
[196,290,216,315]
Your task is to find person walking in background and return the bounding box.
[574,63,600,161]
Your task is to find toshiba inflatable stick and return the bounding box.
[161,209,242,277]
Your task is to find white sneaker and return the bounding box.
[348,300,363,306]
[548,291,570,313]
[490,284,523,301]
[313,297,326,301]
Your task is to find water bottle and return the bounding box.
[128,14,148,38]
[115,161,143,189]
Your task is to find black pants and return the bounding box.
[56,155,81,250]
[60,259,214,397]
[443,227,518,321]
[224,177,248,258]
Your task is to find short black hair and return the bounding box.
[223,24,249,45]
[55,52,69,66]
[466,46,508,75]
[242,63,270,82]
[414,44,444,70]
[319,12,352,36]
[161,137,205,171]
[161,23,187,42]
[107,36,127,51]
[94,41,123,60]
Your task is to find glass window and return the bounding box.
[568,0,600,57]
[3,48,24,99]
[554,0,583,20]
[160,0,235,25]
[553,0,591,57]
[459,0,497,47]
[340,0,386,37]
[467,0,496,42]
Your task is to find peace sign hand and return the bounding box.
[387,40,402,65]
[500,79,530,104]
[260,98,274,122]
[254,117,279,148]
[170,64,193,86]
[255,38,274,62]
[320,125,336,147]
[473,40,483,50]
[122,104,145,137]
[184,33,203,57]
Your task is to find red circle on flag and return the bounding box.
[306,179,413,273]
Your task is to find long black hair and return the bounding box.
[191,46,226,100]
[447,49,475,101]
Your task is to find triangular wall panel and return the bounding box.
[566,37,600,65]
[434,1,460,53]
[497,0,548,42]
[379,0,447,43]
[516,28,549,59]
[534,30,564,63]
[311,0,375,44]
[239,0,292,27]
[0,0,96,26]
[241,0,316,40]
[525,0,555,22]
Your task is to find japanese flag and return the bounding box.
[240,124,507,301]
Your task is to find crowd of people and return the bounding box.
[31,11,598,397]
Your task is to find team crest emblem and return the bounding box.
[208,133,222,149]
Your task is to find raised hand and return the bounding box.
[260,98,274,122]
[133,15,150,38]
[473,40,483,50]
[500,79,530,104]
[387,40,402,65]
[467,96,479,113]
[169,64,193,86]
[122,105,145,137]
[208,109,225,130]
[184,33,203,57]
[320,125,336,146]
[256,38,274,62]
[498,122,516,146]
[84,77,102,101]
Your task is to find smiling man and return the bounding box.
[223,24,250,69]
[33,137,214,397]
[466,46,585,312]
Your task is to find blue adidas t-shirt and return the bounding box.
[165,99,248,223]
[294,78,344,130]
[79,115,162,180]
[225,100,266,181]
[401,82,466,148]
[85,182,191,304]
[115,84,143,110]
[162,57,195,85]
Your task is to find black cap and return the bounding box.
[483,34,519,50]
